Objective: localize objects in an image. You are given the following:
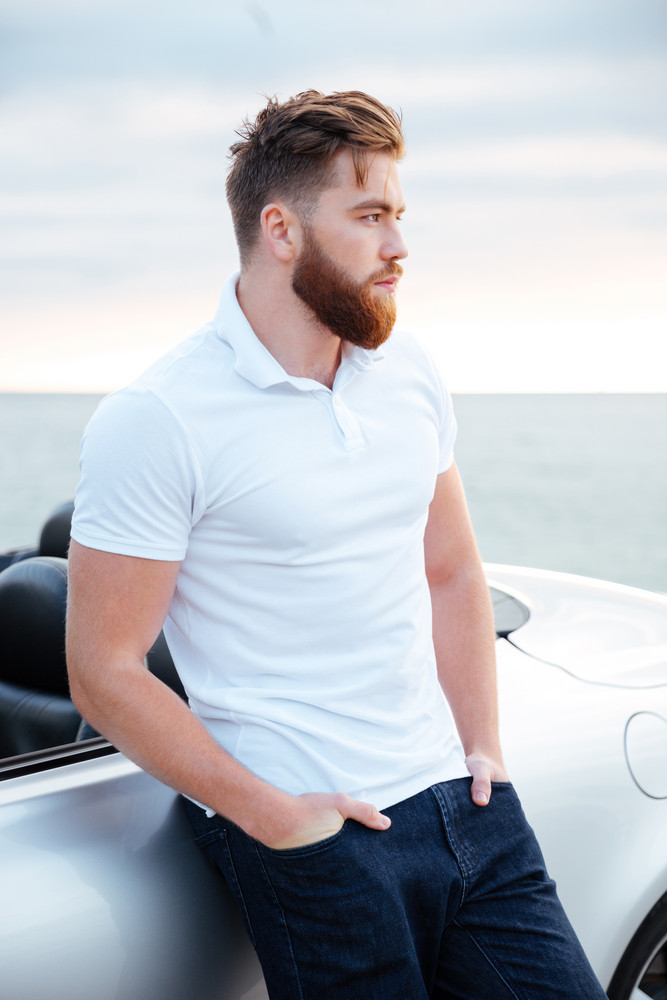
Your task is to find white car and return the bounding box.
[490,565,667,1000]
[0,504,665,999]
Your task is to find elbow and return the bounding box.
[427,560,486,594]
[65,615,102,722]
[66,644,92,720]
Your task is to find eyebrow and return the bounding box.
[350,198,406,216]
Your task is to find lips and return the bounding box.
[372,270,401,291]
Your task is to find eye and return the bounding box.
[363,213,380,223]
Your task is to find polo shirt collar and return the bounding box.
[213,272,385,391]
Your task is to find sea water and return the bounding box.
[453,393,666,595]
[1,392,665,594]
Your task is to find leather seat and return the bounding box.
[0,556,81,757]
[0,504,186,756]
[38,500,75,559]
[0,499,75,572]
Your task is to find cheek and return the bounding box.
[317,221,374,259]
[335,235,377,270]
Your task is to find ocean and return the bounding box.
[1,392,665,594]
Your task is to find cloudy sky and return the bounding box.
[2,0,666,392]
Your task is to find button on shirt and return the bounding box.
[72,273,468,811]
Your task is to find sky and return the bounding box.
[1,0,666,393]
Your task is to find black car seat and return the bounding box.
[38,499,75,559]
[0,556,81,757]
[0,499,75,572]
[0,502,186,755]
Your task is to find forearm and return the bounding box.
[68,650,296,843]
[68,648,391,846]
[65,541,291,841]
[430,564,504,765]
[66,541,391,846]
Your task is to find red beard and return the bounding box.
[291,228,402,350]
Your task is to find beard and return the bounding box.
[291,227,402,351]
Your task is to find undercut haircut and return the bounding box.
[226,89,405,264]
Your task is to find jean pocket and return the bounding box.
[258,820,350,859]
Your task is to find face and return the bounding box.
[291,150,408,350]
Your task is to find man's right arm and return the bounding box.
[66,540,390,847]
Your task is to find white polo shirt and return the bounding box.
[72,273,468,811]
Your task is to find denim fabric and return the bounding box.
[185,779,607,999]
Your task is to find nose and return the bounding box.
[381,221,408,262]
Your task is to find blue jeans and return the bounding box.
[185,779,607,999]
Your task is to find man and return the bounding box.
[67,90,607,999]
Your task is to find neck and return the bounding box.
[236,265,342,389]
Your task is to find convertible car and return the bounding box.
[1,502,666,1000]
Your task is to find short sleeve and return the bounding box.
[438,382,457,474]
[411,335,456,473]
[71,387,204,561]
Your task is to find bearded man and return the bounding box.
[66,90,607,1000]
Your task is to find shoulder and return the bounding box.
[382,329,452,400]
[87,321,234,443]
[383,328,444,381]
[382,329,457,464]
[136,322,233,404]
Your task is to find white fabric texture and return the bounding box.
[72,273,468,811]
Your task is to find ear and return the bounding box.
[260,203,301,262]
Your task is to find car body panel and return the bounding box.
[0,749,267,1000]
[495,635,667,989]
[487,564,667,687]
[488,567,667,990]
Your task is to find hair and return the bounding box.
[226,90,405,264]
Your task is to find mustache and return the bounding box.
[368,263,404,284]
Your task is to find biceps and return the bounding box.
[423,465,481,585]
[66,540,181,666]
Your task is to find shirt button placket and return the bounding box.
[332,393,364,451]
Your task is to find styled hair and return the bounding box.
[226,90,405,263]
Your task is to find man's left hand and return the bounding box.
[465,752,510,807]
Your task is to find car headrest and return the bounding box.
[39,500,74,559]
[0,556,69,695]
